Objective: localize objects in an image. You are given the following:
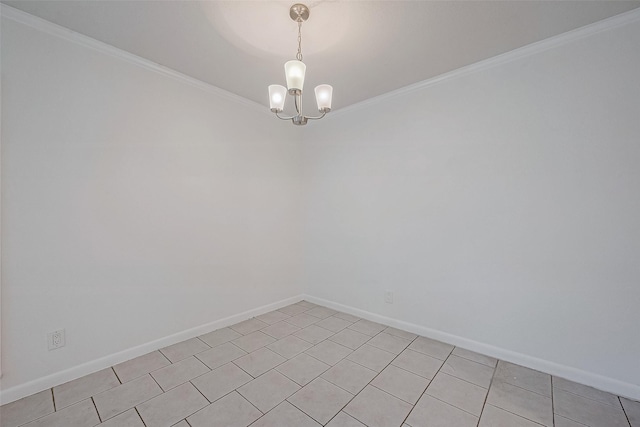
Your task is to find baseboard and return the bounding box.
[303,294,640,401]
[0,295,304,405]
[4,294,638,403]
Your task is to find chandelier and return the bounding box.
[268,3,333,126]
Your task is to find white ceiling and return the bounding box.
[4,1,640,110]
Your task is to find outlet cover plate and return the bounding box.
[48,329,66,350]
[384,291,394,304]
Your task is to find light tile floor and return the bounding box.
[2,301,639,427]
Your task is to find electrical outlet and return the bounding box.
[384,290,394,304]
[47,329,65,350]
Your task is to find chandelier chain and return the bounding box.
[296,20,303,61]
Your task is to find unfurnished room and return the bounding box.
[1,1,639,426]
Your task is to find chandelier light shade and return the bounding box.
[268,85,287,112]
[314,84,333,112]
[269,4,332,126]
[284,60,306,94]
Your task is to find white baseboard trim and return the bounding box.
[0,295,304,405]
[303,294,640,401]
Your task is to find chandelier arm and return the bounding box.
[275,112,296,120]
[304,112,327,121]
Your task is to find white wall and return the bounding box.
[1,15,303,396]
[303,16,640,396]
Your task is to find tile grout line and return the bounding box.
[286,385,350,426]
[326,331,370,350]
[157,350,172,365]
[111,367,123,384]
[188,378,212,405]
[619,395,633,427]
[233,388,266,418]
[231,356,264,379]
[194,336,212,349]
[314,364,366,396]
[134,407,148,427]
[366,339,413,355]
[305,371,366,425]
[426,392,487,418]
[498,374,554,399]
[368,382,420,406]
[475,351,497,427]
[153,367,207,393]
[136,355,213,392]
[301,341,355,366]
[448,351,498,369]
[454,354,497,368]
[190,378,214,404]
[13,406,50,427]
[147,371,165,393]
[159,345,214,365]
[293,329,338,345]
[435,368,493,390]
[555,386,629,409]
[551,376,556,427]
[271,356,330,387]
[158,379,216,425]
[90,396,102,423]
[557,412,600,427]
[245,400,287,427]
[439,359,494,389]
[386,360,437,382]
[489,403,551,427]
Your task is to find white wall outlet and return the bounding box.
[47,329,65,350]
[384,290,394,304]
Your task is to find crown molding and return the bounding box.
[2,4,640,122]
[0,4,270,115]
[330,6,640,119]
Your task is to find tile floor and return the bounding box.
[2,301,639,427]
